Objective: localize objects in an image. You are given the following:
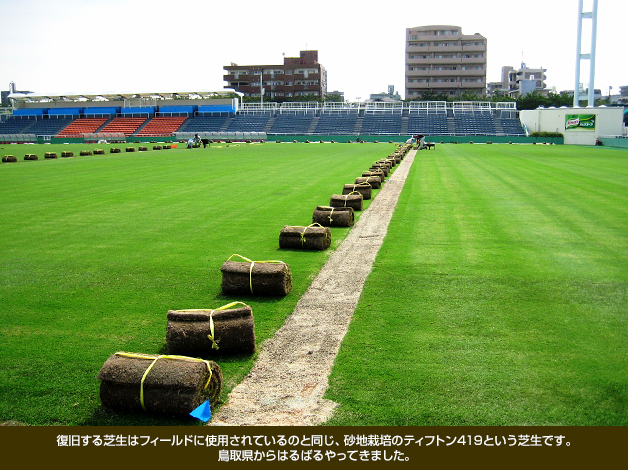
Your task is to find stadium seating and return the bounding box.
[453,114,496,135]
[269,114,315,134]
[135,117,187,136]
[407,114,449,135]
[500,118,525,135]
[177,115,230,133]
[99,117,147,136]
[28,117,76,136]
[1,103,530,139]
[314,114,359,134]
[360,114,402,134]
[226,113,273,132]
[0,116,37,135]
[57,118,109,137]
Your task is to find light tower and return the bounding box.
[574,0,599,107]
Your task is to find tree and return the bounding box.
[489,91,516,103]
[516,91,573,110]
[459,91,486,102]
[324,93,344,102]
[516,92,547,110]
[405,91,451,102]
[546,91,573,108]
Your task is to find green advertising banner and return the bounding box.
[565,114,596,130]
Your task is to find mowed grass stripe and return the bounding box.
[0,142,397,425]
[324,144,628,426]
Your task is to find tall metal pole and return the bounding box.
[588,0,598,107]
[574,0,599,107]
[574,0,584,107]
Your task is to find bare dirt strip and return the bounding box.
[209,149,417,426]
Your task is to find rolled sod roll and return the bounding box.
[61,151,74,158]
[355,176,381,189]
[342,183,371,200]
[375,159,393,169]
[221,254,292,296]
[45,152,58,159]
[279,224,331,250]
[97,352,222,415]
[166,302,255,356]
[370,165,389,176]
[312,205,354,227]
[329,193,363,211]
[362,169,384,179]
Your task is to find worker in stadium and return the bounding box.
[187,134,202,148]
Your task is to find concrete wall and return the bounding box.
[520,107,624,145]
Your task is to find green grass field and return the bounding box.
[324,144,628,426]
[1,142,626,426]
[0,141,393,425]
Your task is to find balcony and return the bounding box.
[406,82,431,90]
[293,84,321,92]
[428,45,460,53]
[430,57,463,65]
[461,57,486,65]
[429,81,462,89]
[429,69,459,77]
[459,68,484,76]
[461,44,486,53]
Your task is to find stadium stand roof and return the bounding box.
[7,89,243,103]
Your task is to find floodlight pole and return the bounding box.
[574,0,599,107]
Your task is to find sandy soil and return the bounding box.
[208,149,417,426]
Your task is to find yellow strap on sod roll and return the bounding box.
[341,192,360,206]
[113,352,213,412]
[226,254,285,295]
[300,223,324,246]
[175,302,250,350]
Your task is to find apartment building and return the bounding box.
[490,63,548,97]
[223,50,327,101]
[405,25,487,99]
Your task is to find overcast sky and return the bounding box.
[1,0,625,101]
